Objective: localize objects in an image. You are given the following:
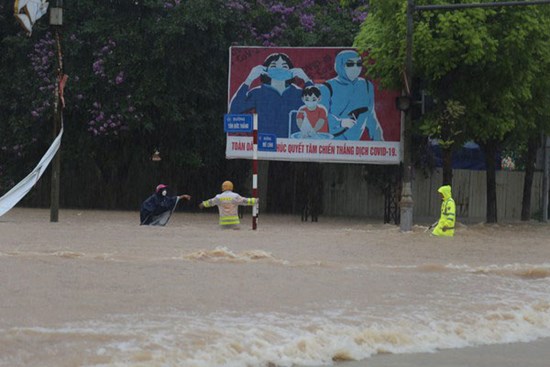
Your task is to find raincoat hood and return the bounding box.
[334,50,361,84]
[438,185,452,201]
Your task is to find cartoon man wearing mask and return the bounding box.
[319,50,384,141]
[229,53,313,138]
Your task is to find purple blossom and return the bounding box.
[269,3,294,16]
[225,0,247,11]
[351,9,367,23]
[93,60,104,75]
[164,0,181,9]
[115,71,125,85]
[300,13,315,31]
[28,32,56,121]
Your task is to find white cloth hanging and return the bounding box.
[0,123,63,217]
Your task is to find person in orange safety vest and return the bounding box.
[199,181,258,228]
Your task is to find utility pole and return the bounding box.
[49,0,63,222]
[399,0,415,232]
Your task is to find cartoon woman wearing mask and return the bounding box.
[319,50,384,141]
[229,53,313,138]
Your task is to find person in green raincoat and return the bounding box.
[432,185,456,237]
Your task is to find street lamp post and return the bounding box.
[49,0,63,222]
[399,0,415,232]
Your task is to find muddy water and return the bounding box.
[1,208,549,367]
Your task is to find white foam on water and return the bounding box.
[2,298,550,367]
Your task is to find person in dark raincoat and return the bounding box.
[140,184,191,226]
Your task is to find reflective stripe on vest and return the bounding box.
[220,215,240,225]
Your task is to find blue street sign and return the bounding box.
[258,133,277,152]
[224,114,253,133]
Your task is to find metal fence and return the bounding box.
[322,165,544,222]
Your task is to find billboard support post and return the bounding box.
[252,113,259,230]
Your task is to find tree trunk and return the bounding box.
[521,136,539,221]
[484,140,498,223]
[441,147,453,186]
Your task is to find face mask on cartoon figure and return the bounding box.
[267,67,293,81]
[304,101,317,110]
[345,59,362,81]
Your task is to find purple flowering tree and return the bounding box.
[224,0,368,47]
[0,0,369,209]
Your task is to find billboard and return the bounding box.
[227,47,401,164]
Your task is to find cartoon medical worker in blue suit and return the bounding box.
[319,50,384,141]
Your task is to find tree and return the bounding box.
[419,99,465,185]
[1,0,367,211]
[355,0,550,223]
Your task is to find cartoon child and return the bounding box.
[295,86,329,138]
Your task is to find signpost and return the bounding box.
[224,113,258,229]
[224,114,253,133]
[258,133,277,152]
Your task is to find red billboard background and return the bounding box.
[228,46,401,142]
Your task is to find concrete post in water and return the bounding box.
[399,0,415,232]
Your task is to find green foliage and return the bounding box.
[354,0,406,89]
[419,99,465,149]
[354,0,550,149]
